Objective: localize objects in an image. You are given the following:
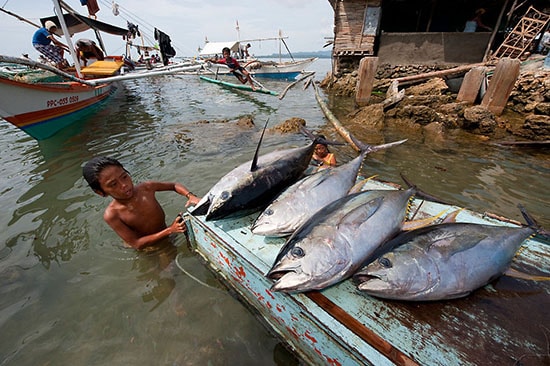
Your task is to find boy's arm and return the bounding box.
[104,209,185,250]
[148,181,200,207]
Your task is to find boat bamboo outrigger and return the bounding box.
[0,0,202,140]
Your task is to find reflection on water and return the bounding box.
[0,58,547,365]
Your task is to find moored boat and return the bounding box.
[0,1,202,140]
[199,39,317,80]
[183,178,550,365]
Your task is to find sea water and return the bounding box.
[0,58,548,365]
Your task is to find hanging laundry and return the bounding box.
[112,1,120,16]
[127,22,141,40]
[86,0,100,17]
[154,28,176,66]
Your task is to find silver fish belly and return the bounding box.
[354,223,535,301]
[251,154,363,237]
[194,143,315,221]
[267,188,414,292]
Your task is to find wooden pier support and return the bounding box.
[481,58,520,115]
[456,66,487,104]
[355,57,378,106]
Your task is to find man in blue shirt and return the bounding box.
[32,20,69,68]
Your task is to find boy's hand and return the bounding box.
[185,194,201,208]
[170,213,187,234]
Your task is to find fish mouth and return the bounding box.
[266,268,294,281]
[353,272,379,286]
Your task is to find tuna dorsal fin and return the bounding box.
[251,119,269,172]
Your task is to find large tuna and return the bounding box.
[353,222,537,301]
[266,187,415,292]
[192,125,330,221]
[251,139,407,237]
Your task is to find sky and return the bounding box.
[1,0,334,59]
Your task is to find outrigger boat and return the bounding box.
[183,178,549,365]
[199,75,278,96]
[0,1,201,140]
[199,38,317,80]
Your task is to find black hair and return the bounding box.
[222,47,231,54]
[316,134,329,149]
[82,156,126,194]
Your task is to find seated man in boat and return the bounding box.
[32,20,70,69]
[208,47,257,90]
[82,156,200,250]
[75,38,105,66]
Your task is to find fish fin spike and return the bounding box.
[251,118,270,172]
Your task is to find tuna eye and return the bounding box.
[291,247,305,258]
[378,257,392,268]
[265,208,273,216]
[221,191,229,200]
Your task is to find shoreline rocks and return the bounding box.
[320,58,550,141]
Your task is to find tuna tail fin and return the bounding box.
[251,119,270,172]
[518,204,549,239]
[400,173,450,205]
[347,132,407,155]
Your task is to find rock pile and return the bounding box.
[321,58,550,141]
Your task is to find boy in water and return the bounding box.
[83,156,200,250]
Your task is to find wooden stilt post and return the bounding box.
[355,57,378,106]
[480,58,520,115]
[457,66,487,104]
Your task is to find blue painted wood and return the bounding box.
[184,179,550,365]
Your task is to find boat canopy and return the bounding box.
[40,13,128,37]
[199,41,240,56]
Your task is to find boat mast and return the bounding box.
[52,0,83,77]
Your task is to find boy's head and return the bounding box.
[83,156,127,195]
[222,47,231,57]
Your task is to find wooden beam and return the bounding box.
[480,57,520,115]
[356,56,378,106]
[457,66,487,104]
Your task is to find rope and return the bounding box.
[174,251,225,292]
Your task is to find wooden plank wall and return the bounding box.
[333,0,380,56]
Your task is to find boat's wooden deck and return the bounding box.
[187,180,550,365]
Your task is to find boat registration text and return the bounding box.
[47,96,79,108]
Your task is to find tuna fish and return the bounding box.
[251,139,407,237]
[192,125,331,221]
[353,222,536,301]
[266,187,415,292]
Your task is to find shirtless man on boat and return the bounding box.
[82,156,200,250]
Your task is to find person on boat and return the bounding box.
[309,136,337,172]
[75,38,105,66]
[239,43,252,59]
[32,20,70,69]
[82,156,200,250]
[208,47,256,90]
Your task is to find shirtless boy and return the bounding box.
[83,156,200,250]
